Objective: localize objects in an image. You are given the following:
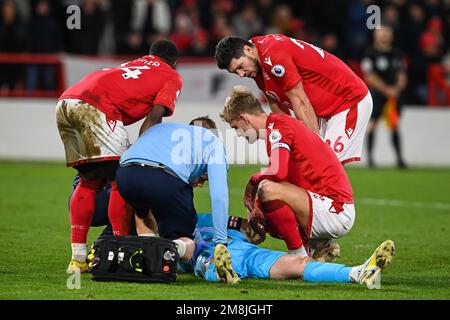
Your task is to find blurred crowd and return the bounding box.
[0,0,449,104]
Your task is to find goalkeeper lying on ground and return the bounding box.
[182,213,395,289]
[71,176,395,289]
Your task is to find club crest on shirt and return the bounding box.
[269,130,282,143]
[271,64,285,78]
[106,119,117,132]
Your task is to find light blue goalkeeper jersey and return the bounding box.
[120,123,230,244]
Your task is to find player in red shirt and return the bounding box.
[56,40,182,273]
[215,34,373,165]
[221,86,356,261]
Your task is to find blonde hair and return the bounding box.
[220,86,264,122]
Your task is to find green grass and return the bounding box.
[0,161,449,299]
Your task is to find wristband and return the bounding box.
[227,216,243,231]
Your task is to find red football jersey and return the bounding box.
[251,34,368,118]
[265,113,354,204]
[60,55,182,125]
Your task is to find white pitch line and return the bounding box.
[356,198,450,211]
[199,187,450,211]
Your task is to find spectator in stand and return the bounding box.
[257,0,275,27]
[268,4,295,36]
[361,24,408,168]
[321,33,345,60]
[403,3,426,59]
[423,0,444,18]
[426,16,444,48]
[144,0,171,38]
[0,0,27,91]
[170,11,194,55]
[26,0,62,92]
[383,5,400,38]
[210,13,233,46]
[211,0,235,17]
[406,13,444,105]
[345,0,372,60]
[110,0,153,56]
[415,31,442,102]
[231,3,262,40]
[185,28,211,57]
[110,0,132,54]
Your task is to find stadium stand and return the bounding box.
[0,0,449,105]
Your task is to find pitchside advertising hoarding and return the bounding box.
[0,56,449,166]
[63,55,261,103]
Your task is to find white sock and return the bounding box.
[349,265,364,283]
[139,232,156,237]
[288,246,308,257]
[71,243,87,262]
[173,239,186,258]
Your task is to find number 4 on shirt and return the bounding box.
[290,38,325,59]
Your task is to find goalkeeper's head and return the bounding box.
[149,40,179,69]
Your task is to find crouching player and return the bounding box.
[221,86,357,261]
[186,213,395,289]
[74,184,395,289]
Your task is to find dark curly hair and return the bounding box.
[149,40,179,68]
[214,36,254,70]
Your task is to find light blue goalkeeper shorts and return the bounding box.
[204,230,286,282]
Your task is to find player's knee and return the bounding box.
[295,256,312,271]
[257,181,274,203]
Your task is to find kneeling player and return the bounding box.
[221,86,357,261]
[185,214,395,289]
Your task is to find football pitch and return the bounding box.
[0,161,449,300]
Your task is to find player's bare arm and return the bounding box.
[285,82,320,134]
[138,104,167,136]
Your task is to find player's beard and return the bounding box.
[246,54,259,78]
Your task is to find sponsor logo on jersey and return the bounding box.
[329,204,338,214]
[271,64,285,78]
[107,119,117,132]
[264,57,272,66]
[346,127,354,138]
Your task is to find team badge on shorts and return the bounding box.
[269,130,282,143]
[271,65,285,78]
